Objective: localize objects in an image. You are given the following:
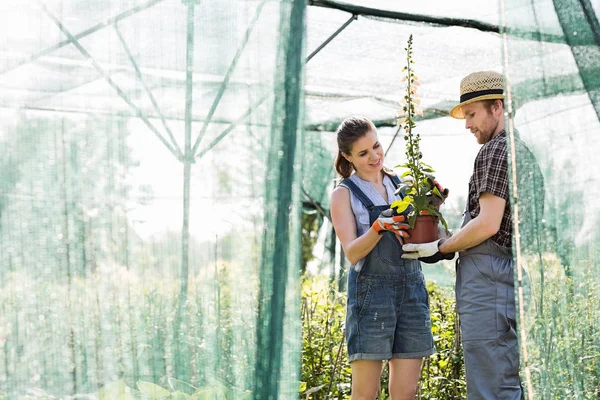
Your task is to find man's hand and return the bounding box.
[402,239,441,259]
[372,208,411,243]
[402,239,455,263]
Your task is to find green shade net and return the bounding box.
[0,0,304,398]
[2,0,600,398]
[503,0,600,397]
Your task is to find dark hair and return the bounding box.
[334,116,376,179]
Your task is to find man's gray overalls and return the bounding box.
[456,205,522,399]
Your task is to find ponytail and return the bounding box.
[334,151,354,179]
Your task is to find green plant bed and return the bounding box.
[300,275,465,399]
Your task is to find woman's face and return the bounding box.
[343,128,384,174]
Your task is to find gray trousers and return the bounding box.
[456,239,522,400]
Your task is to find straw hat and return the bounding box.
[449,71,505,119]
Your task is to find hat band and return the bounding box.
[460,88,503,103]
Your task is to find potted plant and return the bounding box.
[390,35,448,244]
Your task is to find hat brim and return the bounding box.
[449,94,504,119]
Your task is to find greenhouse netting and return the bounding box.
[0,0,598,398]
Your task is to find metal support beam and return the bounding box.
[191,0,267,155]
[114,23,184,159]
[36,0,182,160]
[1,0,166,76]
[179,1,196,310]
[309,0,573,45]
[195,93,270,159]
[194,0,351,161]
[0,104,272,127]
[306,14,357,62]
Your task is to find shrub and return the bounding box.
[300,275,466,399]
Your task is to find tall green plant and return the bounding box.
[391,35,447,230]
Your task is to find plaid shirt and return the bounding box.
[468,130,512,247]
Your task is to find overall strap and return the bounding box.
[340,178,375,211]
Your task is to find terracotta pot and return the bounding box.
[404,215,439,244]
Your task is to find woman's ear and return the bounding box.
[341,152,351,163]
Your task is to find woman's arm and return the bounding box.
[330,186,383,265]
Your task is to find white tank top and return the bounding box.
[338,173,403,272]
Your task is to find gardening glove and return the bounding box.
[425,175,449,208]
[401,239,455,264]
[372,208,411,243]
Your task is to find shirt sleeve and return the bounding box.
[475,141,509,201]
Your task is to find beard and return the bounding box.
[478,119,499,144]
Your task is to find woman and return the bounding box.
[330,116,435,399]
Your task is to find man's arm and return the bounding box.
[438,192,506,254]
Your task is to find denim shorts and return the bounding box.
[346,264,435,362]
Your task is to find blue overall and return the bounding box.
[342,176,435,362]
[456,205,522,399]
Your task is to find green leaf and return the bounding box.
[422,167,435,173]
[191,389,216,400]
[414,195,427,211]
[440,215,449,230]
[168,378,196,395]
[299,381,307,393]
[213,379,232,399]
[99,380,137,400]
[395,163,409,169]
[233,390,252,400]
[400,170,412,178]
[408,212,417,229]
[424,206,440,217]
[432,186,444,199]
[305,384,327,396]
[137,381,171,399]
[170,392,192,400]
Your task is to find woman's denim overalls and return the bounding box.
[341,175,435,361]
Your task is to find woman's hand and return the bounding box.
[372,208,411,244]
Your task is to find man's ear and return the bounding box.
[494,99,504,117]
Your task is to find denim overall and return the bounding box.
[341,177,435,362]
[456,205,522,399]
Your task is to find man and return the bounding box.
[402,71,543,399]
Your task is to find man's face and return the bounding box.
[462,101,501,145]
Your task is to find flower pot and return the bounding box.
[404,215,439,244]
